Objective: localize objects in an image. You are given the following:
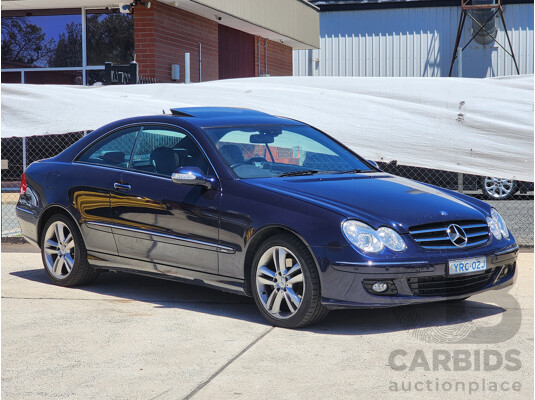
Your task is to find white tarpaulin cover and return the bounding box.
[1,76,533,181]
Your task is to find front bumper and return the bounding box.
[317,244,519,309]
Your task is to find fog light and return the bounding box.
[363,279,397,295]
[495,263,515,283]
[372,282,388,293]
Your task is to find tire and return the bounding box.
[250,233,329,328]
[481,177,517,200]
[40,214,98,287]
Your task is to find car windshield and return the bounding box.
[203,124,375,179]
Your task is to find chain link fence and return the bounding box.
[2,134,533,246]
[2,132,86,238]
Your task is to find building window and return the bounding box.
[86,12,134,66]
[1,9,134,85]
[2,15,82,68]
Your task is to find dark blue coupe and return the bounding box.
[16,107,518,328]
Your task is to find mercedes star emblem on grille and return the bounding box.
[447,224,468,247]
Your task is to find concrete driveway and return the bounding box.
[2,245,533,399]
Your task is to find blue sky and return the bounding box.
[26,14,81,42]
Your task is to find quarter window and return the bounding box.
[77,126,139,168]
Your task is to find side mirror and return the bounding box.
[367,160,381,170]
[171,167,215,189]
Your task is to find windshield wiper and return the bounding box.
[337,169,378,174]
[278,169,374,177]
[278,169,320,177]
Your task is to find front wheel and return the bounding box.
[41,214,97,287]
[251,234,328,328]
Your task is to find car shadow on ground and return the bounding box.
[11,269,508,335]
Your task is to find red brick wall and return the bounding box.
[134,1,293,82]
[134,0,218,82]
[255,37,293,77]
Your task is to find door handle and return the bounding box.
[114,182,131,191]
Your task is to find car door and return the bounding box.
[72,125,141,256]
[110,125,221,274]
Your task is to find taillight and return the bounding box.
[19,173,27,194]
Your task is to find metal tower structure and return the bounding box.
[448,0,520,77]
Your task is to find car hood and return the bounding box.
[245,173,491,234]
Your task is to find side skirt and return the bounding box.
[87,250,247,296]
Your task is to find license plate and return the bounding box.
[448,257,487,275]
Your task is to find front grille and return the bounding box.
[409,219,489,249]
[408,269,496,297]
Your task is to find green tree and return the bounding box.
[47,14,134,68]
[1,17,53,66]
[47,22,82,67]
[86,14,134,65]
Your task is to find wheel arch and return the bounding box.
[242,225,322,296]
[37,204,82,248]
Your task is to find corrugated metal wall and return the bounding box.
[293,4,533,77]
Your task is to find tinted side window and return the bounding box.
[130,127,210,177]
[78,126,139,168]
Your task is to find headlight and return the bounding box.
[342,220,406,253]
[486,216,501,240]
[377,227,407,252]
[488,208,509,240]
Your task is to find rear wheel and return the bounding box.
[251,234,328,328]
[41,214,97,287]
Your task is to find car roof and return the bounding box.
[168,107,304,128]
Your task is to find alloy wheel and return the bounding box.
[483,177,514,199]
[43,221,76,279]
[255,246,305,319]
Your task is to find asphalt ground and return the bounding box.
[1,245,533,399]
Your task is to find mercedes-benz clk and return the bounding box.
[16,107,518,328]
